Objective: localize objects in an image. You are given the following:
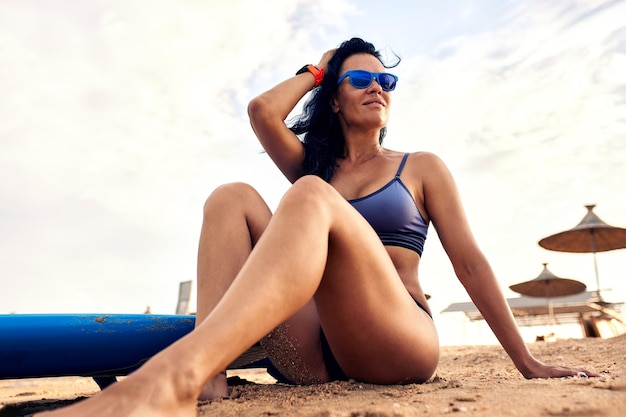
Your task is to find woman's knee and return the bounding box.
[203,182,261,215]
[293,175,333,192]
[203,183,271,241]
[281,175,340,209]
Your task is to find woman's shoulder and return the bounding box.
[384,149,441,159]
[404,150,441,159]
[381,149,448,172]
[401,151,448,170]
[395,151,453,186]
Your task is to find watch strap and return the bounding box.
[295,64,324,87]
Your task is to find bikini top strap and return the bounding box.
[395,153,410,177]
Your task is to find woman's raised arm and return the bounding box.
[248,50,335,183]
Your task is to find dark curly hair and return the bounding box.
[288,38,400,182]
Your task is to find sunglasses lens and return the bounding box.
[349,71,373,88]
[378,73,396,91]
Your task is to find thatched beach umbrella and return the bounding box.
[509,263,586,325]
[538,205,626,299]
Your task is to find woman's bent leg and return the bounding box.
[195,183,272,399]
[260,177,438,385]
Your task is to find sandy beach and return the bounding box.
[1,334,624,417]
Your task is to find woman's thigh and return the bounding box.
[312,179,438,383]
[318,215,439,384]
[271,177,439,384]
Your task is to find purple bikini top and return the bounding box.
[348,153,428,255]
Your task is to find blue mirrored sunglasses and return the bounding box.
[336,70,398,91]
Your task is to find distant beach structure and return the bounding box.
[176,280,193,315]
[444,205,626,340]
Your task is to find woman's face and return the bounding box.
[332,53,392,134]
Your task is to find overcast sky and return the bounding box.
[1,0,625,345]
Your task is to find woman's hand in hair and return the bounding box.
[317,49,336,72]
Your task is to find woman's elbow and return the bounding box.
[247,96,261,122]
[248,95,272,125]
[453,254,492,283]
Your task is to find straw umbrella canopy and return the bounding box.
[509,263,586,325]
[538,205,626,299]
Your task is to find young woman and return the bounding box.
[39,37,597,417]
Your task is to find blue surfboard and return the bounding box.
[0,314,269,388]
[0,314,195,380]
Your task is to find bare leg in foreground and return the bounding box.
[36,177,439,416]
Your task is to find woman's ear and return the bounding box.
[330,95,340,113]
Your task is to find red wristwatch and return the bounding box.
[296,64,324,87]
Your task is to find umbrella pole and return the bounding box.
[548,298,555,326]
[545,281,555,327]
[590,230,602,300]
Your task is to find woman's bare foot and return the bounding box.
[34,359,201,417]
[198,371,229,401]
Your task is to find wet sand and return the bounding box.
[1,334,624,416]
